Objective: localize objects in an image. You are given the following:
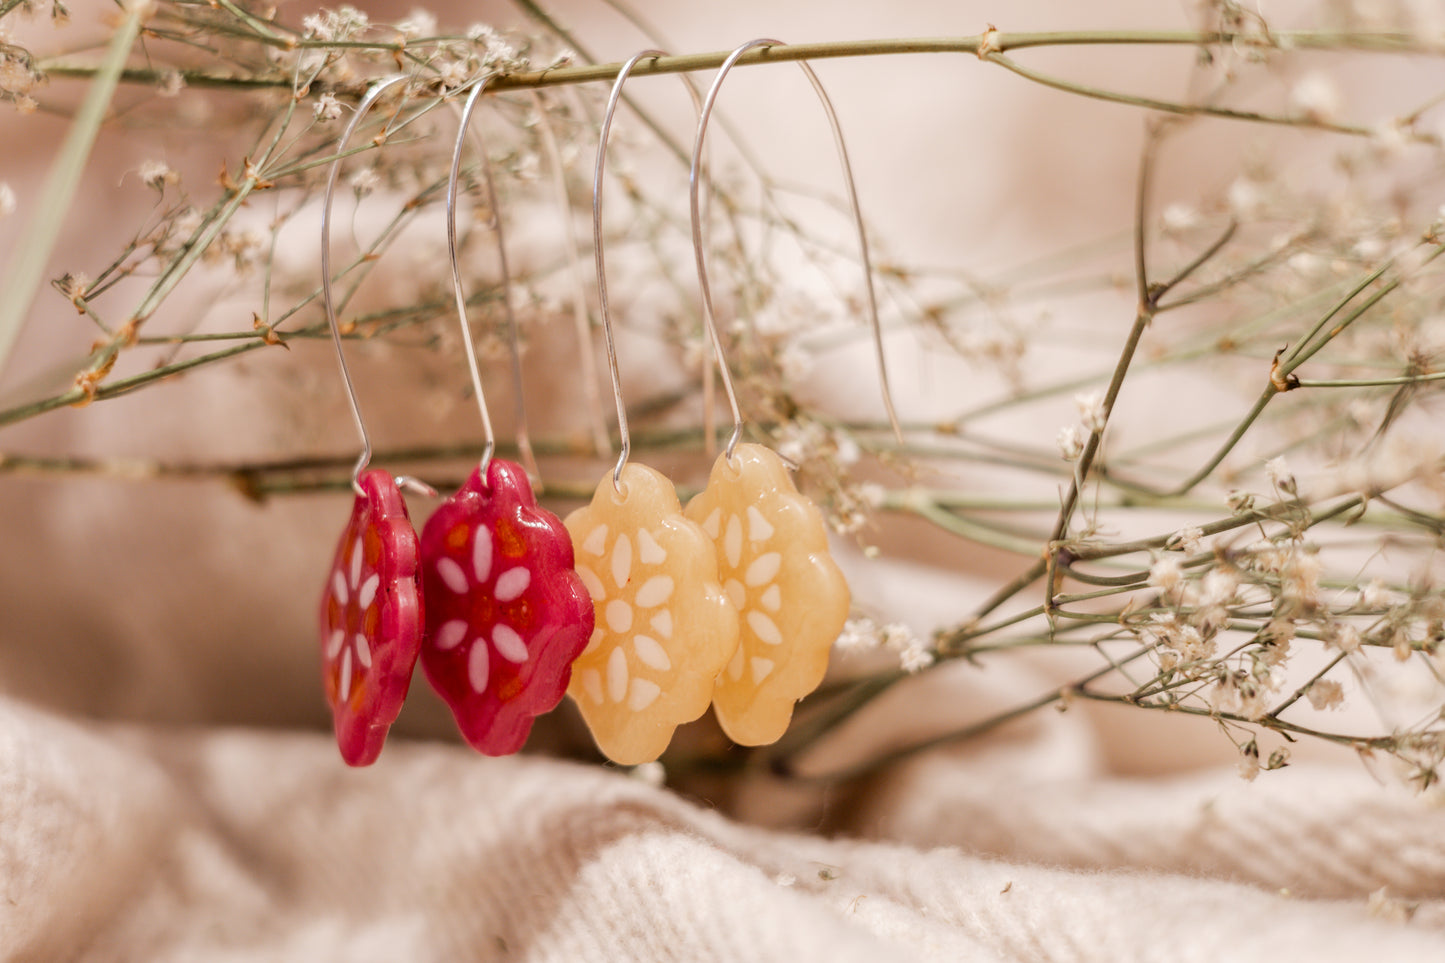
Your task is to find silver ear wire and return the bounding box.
[446,76,540,488]
[592,50,704,493]
[322,73,410,496]
[688,39,904,456]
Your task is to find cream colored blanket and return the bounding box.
[5,663,1445,961]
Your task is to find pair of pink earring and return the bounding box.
[316,75,594,766]
[320,458,593,767]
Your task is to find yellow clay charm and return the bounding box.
[565,462,740,765]
[685,444,850,746]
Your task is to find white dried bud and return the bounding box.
[398,8,437,38]
[1174,525,1203,554]
[1148,555,1185,594]
[313,92,342,122]
[137,159,177,191]
[1289,72,1340,124]
[350,166,380,198]
[1264,455,1296,494]
[1074,390,1106,432]
[1161,203,1199,235]
[1056,424,1086,461]
[834,618,881,653]
[1306,678,1345,711]
[1360,578,1393,610]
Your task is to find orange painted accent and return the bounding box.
[446,522,469,552]
[495,517,526,558]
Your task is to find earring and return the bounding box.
[317,75,425,767]
[564,52,740,767]
[680,40,895,746]
[417,76,594,756]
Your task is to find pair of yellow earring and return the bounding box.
[563,445,849,765]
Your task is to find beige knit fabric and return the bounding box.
[4,684,1445,962]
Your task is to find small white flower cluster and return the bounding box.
[1056,390,1105,461]
[301,5,370,42]
[833,617,936,673]
[1,48,39,114]
[137,159,178,192]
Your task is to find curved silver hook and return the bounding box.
[448,75,539,488]
[593,50,704,492]
[689,39,904,458]
[322,73,409,496]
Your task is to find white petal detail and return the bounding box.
[581,524,608,557]
[747,505,775,542]
[650,611,673,639]
[472,526,493,584]
[326,629,345,660]
[747,610,784,646]
[331,570,348,605]
[354,633,372,668]
[724,514,743,569]
[339,646,353,701]
[580,667,604,704]
[493,624,528,663]
[577,565,605,601]
[745,552,782,587]
[606,599,633,633]
[607,646,629,703]
[436,557,469,594]
[761,584,782,612]
[494,567,531,602]
[636,528,667,565]
[582,626,604,655]
[611,533,632,588]
[726,645,745,680]
[468,642,490,692]
[356,573,380,609]
[750,657,775,683]
[632,634,671,671]
[628,678,661,711]
[633,575,674,608]
[348,538,362,589]
[700,507,722,538]
[435,620,469,651]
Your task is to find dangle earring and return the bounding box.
[318,75,426,767]
[682,40,890,747]
[416,77,595,757]
[563,52,740,767]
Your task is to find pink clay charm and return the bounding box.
[420,458,595,755]
[319,468,424,767]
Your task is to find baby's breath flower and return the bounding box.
[1056,424,1086,461]
[1289,72,1341,124]
[858,482,887,509]
[1228,177,1266,220]
[0,182,15,218]
[397,8,437,38]
[834,617,880,653]
[1306,678,1345,710]
[157,70,184,98]
[437,59,471,90]
[1360,578,1393,610]
[1074,390,1106,432]
[1281,547,1323,612]
[630,760,665,787]
[1237,739,1261,782]
[881,622,935,673]
[313,92,342,123]
[1264,455,1295,493]
[1174,525,1203,554]
[137,159,177,191]
[832,431,860,467]
[350,166,380,198]
[1161,202,1199,235]
[1148,555,1185,595]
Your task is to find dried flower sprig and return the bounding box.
[2,0,1445,787]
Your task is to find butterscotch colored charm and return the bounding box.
[685,444,850,746]
[565,462,740,765]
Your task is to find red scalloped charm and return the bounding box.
[419,459,595,755]
[319,468,424,767]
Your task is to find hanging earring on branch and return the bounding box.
[317,74,427,768]
[416,75,595,757]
